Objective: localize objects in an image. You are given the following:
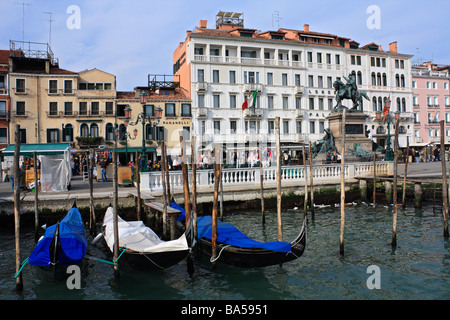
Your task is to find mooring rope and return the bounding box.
[14,257,29,278]
[210,245,231,263]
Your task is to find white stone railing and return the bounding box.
[140,162,392,193]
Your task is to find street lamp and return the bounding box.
[114,125,138,164]
[125,105,163,172]
[375,109,400,161]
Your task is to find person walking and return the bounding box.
[100,158,108,182]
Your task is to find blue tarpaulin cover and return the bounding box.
[171,202,291,253]
[28,207,88,266]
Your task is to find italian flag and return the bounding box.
[242,90,258,111]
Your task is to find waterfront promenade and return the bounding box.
[0,161,445,215]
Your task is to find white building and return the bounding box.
[173,12,414,163]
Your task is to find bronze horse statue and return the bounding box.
[333,79,370,111]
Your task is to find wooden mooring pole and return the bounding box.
[402,137,409,208]
[135,151,141,220]
[373,152,376,208]
[340,109,346,256]
[33,151,39,243]
[161,141,168,239]
[112,151,120,278]
[440,120,449,239]
[308,141,314,219]
[392,119,400,249]
[89,149,95,235]
[190,134,198,244]
[302,145,308,217]
[275,117,283,241]
[259,146,265,225]
[13,124,23,292]
[180,135,191,227]
[211,145,221,270]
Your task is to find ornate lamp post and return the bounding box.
[124,105,162,172]
[114,123,138,164]
[375,109,400,161]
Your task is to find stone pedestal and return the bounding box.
[327,111,373,159]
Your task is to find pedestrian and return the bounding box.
[100,158,108,182]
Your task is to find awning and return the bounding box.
[111,147,156,152]
[3,143,71,157]
[409,142,432,147]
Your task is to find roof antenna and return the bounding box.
[43,12,55,47]
[15,2,31,43]
[272,11,281,29]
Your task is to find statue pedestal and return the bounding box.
[327,111,373,160]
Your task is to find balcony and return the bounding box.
[295,109,305,118]
[243,108,263,118]
[197,107,208,117]
[294,85,305,95]
[243,83,262,93]
[196,82,208,92]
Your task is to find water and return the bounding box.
[1,203,449,300]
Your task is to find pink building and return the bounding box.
[412,62,450,147]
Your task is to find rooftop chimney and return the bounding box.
[389,41,397,53]
[303,24,309,32]
[199,20,207,28]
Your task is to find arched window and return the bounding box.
[402,98,406,112]
[80,123,89,137]
[90,123,99,137]
[372,97,377,111]
[382,73,387,87]
[401,75,405,88]
[357,71,362,85]
[395,74,400,87]
[63,124,73,142]
[378,97,383,112]
[118,124,127,141]
[397,98,401,112]
[377,73,381,86]
[371,72,376,86]
[105,123,115,141]
[376,126,385,134]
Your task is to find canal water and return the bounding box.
[0,202,449,300]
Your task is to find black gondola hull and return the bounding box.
[116,249,190,271]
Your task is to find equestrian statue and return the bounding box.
[332,73,370,113]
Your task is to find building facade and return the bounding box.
[412,62,450,145]
[173,13,414,163]
[0,50,9,149]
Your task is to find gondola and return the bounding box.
[101,207,192,271]
[171,202,306,268]
[28,205,88,281]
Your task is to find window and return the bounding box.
[229,71,236,84]
[15,78,25,93]
[296,97,302,109]
[317,53,322,64]
[296,121,302,134]
[283,120,289,134]
[19,129,26,144]
[230,120,237,134]
[104,83,112,90]
[307,52,313,63]
[309,97,314,110]
[213,94,220,108]
[351,55,356,65]
[371,73,376,86]
[282,73,288,86]
[80,123,89,137]
[310,121,315,134]
[79,102,88,115]
[64,102,73,115]
[105,123,115,141]
[308,75,314,87]
[47,129,59,143]
[268,120,274,134]
[91,102,99,115]
[327,76,332,88]
[247,71,259,84]
[318,76,323,88]
[49,80,58,94]
[268,95,274,109]
[198,94,205,108]
[16,101,25,115]
[371,57,375,67]
[444,83,448,90]
[326,53,331,64]
[282,96,289,109]
[63,124,73,142]
[197,69,205,82]
[213,70,219,83]
[229,95,236,109]
[64,80,73,94]
[0,127,7,143]
[0,101,6,118]
[181,103,191,116]
[318,98,324,110]
[49,102,58,116]
[267,73,273,85]
[90,124,99,137]
[412,81,417,88]
[0,75,5,88]
[335,54,340,65]
[319,121,325,133]
[295,74,301,86]
[214,120,221,134]
[105,102,114,115]
[245,120,260,134]
[165,103,175,117]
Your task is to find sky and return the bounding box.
[0,0,449,91]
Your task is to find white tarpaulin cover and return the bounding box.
[40,152,72,192]
[102,207,188,253]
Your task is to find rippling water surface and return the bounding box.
[1,203,449,300]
